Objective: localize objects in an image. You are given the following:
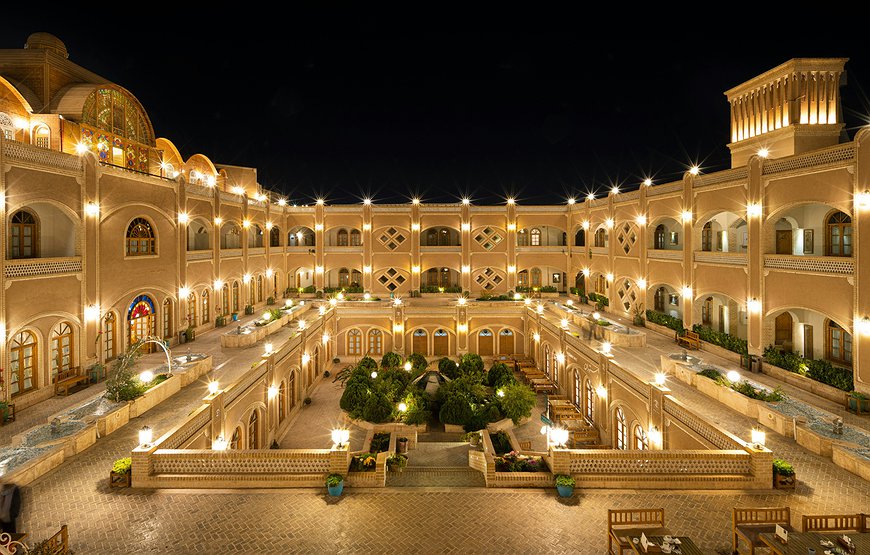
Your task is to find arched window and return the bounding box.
[10,330,37,396]
[530,228,541,246]
[615,407,627,449]
[248,225,264,248]
[585,379,594,422]
[187,292,197,328]
[269,226,281,247]
[126,218,156,256]
[552,350,559,385]
[826,320,852,365]
[434,329,449,356]
[287,370,296,412]
[221,223,241,249]
[654,287,666,312]
[350,229,361,246]
[347,329,362,356]
[574,229,585,247]
[201,290,210,324]
[33,124,50,149]
[338,268,350,288]
[337,229,349,246]
[413,329,428,355]
[594,228,606,248]
[517,270,529,288]
[0,112,15,140]
[701,222,713,251]
[368,329,383,355]
[187,220,210,251]
[544,345,551,378]
[128,295,156,351]
[517,229,529,246]
[702,297,713,326]
[230,281,240,312]
[50,321,74,382]
[248,278,255,306]
[498,328,513,354]
[10,209,38,259]
[162,298,172,339]
[653,224,665,249]
[530,268,542,287]
[278,381,287,423]
[248,410,260,449]
[826,211,852,256]
[81,87,153,146]
[103,312,116,361]
[573,370,581,410]
[230,426,242,450]
[634,425,649,450]
[595,275,607,295]
[288,228,314,247]
[220,283,229,315]
[256,275,264,303]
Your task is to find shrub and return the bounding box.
[339,380,370,413]
[380,351,402,369]
[362,390,394,423]
[487,362,516,389]
[697,367,723,382]
[438,357,459,379]
[302,285,317,293]
[763,345,853,391]
[408,352,429,372]
[731,380,785,402]
[439,393,473,425]
[266,296,276,305]
[554,474,575,487]
[326,473,343,486]
[772,458,795,476]
[369,432,390,453]
[499,382,536,424]
[494,452,545,472]
[588,292,609,307]
[539,285,558,293]
[357,357,379,372]
[489,431,513,455]
[386,453,408,469]
[646,310,684,333]
[112,457,132,475]
[692,324,748,356]
[458,353,485,382]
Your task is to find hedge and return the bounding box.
[692,324,748,356]
[763,345,853,392]
[588,292,609,307]
[645,310,683,333]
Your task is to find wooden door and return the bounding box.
[412,330,428,355]
[803,325,813,359]
[718,305,726,333]
[498,329,514,354]
[433,330,449,356]
[775,312,793,346]
[478,330,494,356]
[776,230,792,254]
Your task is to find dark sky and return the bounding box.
[3,9,870,204]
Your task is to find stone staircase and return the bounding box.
[387,436,485,487]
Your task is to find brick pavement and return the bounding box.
[9,303,870,554]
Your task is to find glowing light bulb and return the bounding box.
[507,265,516,273]
[567,197,576,205]
[605,218,614,228]
[681,211,692,223]
[654,373,666,386]
[268,385,278,399]
[533,333,540,342]
[213,279,224,289]
[596,384,607,398]
[394,298,402,306]
[611,186,619,195]
[582,220,590,230]
[726,370,741,383]
[412,198,420,205]
[587,193,595,201]
[214,216,223,225]
[606,273,613,282]
[139,370,154,383]
[301,353,311,364]
[457,297,466,306]
[682,286,692,299]
[689,165,700,176]
[316,198,325,206]
[524,298,531,306]
[461,198,470,205]
[363,198,372,205]
[643,178,652,186]
[208,381,219,395]
[179,287,190,298]
[635,215,647,225]
[637,278,647,289]
[600,341,612,354]
[277,198,287,206]
[747,203,762,217]
[363,293,371,300]
[757,148,769,158]
[85,202,100,217]
[75,142,89,155]
[747,298,761,314]
[582,268,590,277]
[398,402,408,412]
[243,273,251,284]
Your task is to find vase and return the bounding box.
[556,485,573,498]
[327,481,344,497]
[397,440,408,454]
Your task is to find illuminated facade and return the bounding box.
[0,35,867,415]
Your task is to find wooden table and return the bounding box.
[759,531,870,554]
[628,535,703,555]
[530,379,557,393]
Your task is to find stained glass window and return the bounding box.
[126,218,156,256]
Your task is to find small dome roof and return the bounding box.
[24,33,68,59]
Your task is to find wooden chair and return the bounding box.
[677,330,701,350]
[608,508,666,555]
[54,367,88,396]
[732,507,793,555]
[802,513,866,532]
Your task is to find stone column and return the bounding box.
[314,203,324,290]
[682,172,695,329]
[853,128,870,394]
[461,202,471,291]
[747,156,764,357]
[506,202,517,290]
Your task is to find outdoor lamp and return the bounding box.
[212,436,228,451]
[566,299,573,306]
[363,293,371,300]
[596,384,607,398]
[301,353,311,365]
[533,333,540,342]
[497,389,505,398]
[648,426,662,446]
[208,381,219,395]
[267,385,279,399]
[322,333,330,343]
[751,429,766,448]
[560,318,569,328]
[329,298,338,306]
[298,320,306,330]
[457,297,466,306]
[331,429,350,447]
[139,426,153,447]
[320,305,327,314]
[404,361,412,371]
[600,342,612,354]
[398,402,408,412]
[371,371,378,379]
[592,312,601,320]
[139,370,154,383]
[264,343,273,355]
[263,311,271,321]
[524,298,532,306]
[550,427,569,448]
[654,373,666,386]
[726,370,741,383]
[536,304,544,314]
[285,299,293,307]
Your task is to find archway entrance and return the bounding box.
[478,329,493,356]
[412,329,428,355]
[775,312,794,351]
[498,329,514,354]
[433,329,448,355]
[128,295,156,353]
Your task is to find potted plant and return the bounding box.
[326,473,344,496]
[266,296,276,305]
[632,303,646,327]
[244,304,255,315]
[396,437,409,454]
[772,458,796,489]
[0,401,9,424]
[847,391,869,414]
[110,457,132,488]
[463,431,480,447]
[231,312,239,322]
[386,453,408,473]
[185,325,196,342]
[554,474,575,498]
[215,315,227,327]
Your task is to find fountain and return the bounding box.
[668,350,702,366]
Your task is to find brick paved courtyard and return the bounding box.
[9,310,870,554]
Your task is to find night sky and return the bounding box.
[3,9,869,205]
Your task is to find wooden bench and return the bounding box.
[571,427,600,447]
[677,330,701,350]
[608,508,667,555]
[802,513,866,532]
[732,507,793,555]
[55,367,88,396]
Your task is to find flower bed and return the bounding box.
[369,432,390,453]
[763,345,853,392]
[646,310,683,332]
[493,451,548,472]
[349,452,378,472]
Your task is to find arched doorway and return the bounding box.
[774,312,793,351]
[433,329,448,356]
[128,295,156,353]
[498,329,514,354]
[478,329,494,356]
[412,329,428,355]
[247,410,260,450]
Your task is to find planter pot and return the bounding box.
[556,485,574,498]
[397,440,409,454]
[847,396,870,414]
[327,481,344,497]
[773,472,796,489]
[387,464,404,473]
[469,435,480,447]
[110,470,131,488]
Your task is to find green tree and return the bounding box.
[487,362,515,389]
[499,382,536,424]
[380,351,402,369]
[438,357,459,379]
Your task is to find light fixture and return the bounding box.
[513,293,522,300]
[262,311,272,321]
[214,216,223,226]
[461,223,470,231]
[855,190,870,209]
[750,428,766,449]
[298,320,306,330]
[637,278,647,289]
[139,370,155,383]
[457,297,466,306]
[277,198,287,206]
[411,223,420,231]
[605,218,614,228]
[256,193,267,202]
[747,203,762,217]
[747,298,761,314]
[398,402,408,412]
[689,165,700,176]
[560,318,569,328]
[611,186,619,195]
[213,279,224,289]
[264,343,274,355]
[536,304,544,314]
[179,287,190,298]
[605,273,613,282]
[549,427,569,448]
[315,265,324,273]
[757,148,769,158]
[316,198,325,206]
[331,429,350,447]
[232,186,245,195]
[301,353,311,364]
[321,304,329,313]
[363,293,371,300]
[461,198,470,205]
[556,352,565,364]
[393,298,402,306]
[85,202,100,217]
[212,436,228,451]
[328,297,337,307]
[596,384,607,398]
[139,426,153,447]
[600,341,612,354]
[295,231,303,241]
[726,370,741,383]
[497,389,505,398]
[857,316,870,337]
[593,312,601,320]
[648,426,662,446]
[654,373,666,386]
[524,298,531,306]
[285,299,293,308]
[533,333,541,342]
[586,193,595,201]
[582,220,590,230]
[635,215,647,225]
[243,273,251,284]
[412,198,420,205]
[265,221,273,231]
[84,304,101,321]
[507,223,516,231]
[411,265,420,274]
[371,371,378,379]
[267,385,279,399]
[681,210,693,223]
[461,265,470,273]
[567,197,576,205]
[242,219,251,229]
[682,286,693,299]
[643,178,652,187]
[208,381,219,395]
[582,268,590,277]
[403,361,412,372]
[506,197,515,205]
[363,265,372,273]
[362,223,371,231]
[566,299,573,306]
[266,268,273,278]
[507,265,516,273]
[75,142,89,155]
[457,323,468,332]
[393,323,404,333]
[314,223,323,231]
[363,198,372,205]
[178,212,189,224]
[322,333,330,344]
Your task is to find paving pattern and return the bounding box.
[6,303,870,554]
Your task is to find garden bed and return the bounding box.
[129,374,181,418]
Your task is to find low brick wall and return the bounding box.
[129,376,182,418]
[761,363,849,405]
[3,447,66,486]
[832,446,870,481]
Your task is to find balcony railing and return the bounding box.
[220,248,243,258]
[694,251,747,266]
[2,140,82,172]
[516,245,566,253]
[764,254,853,275]
[420,245,462,252]
[248,247,266,256]
[589,246,608,256]
[647,249,682,260]
[5,256,82,279]
[185,251,212,262]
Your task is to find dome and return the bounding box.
[24,33,68,59]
